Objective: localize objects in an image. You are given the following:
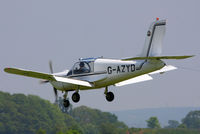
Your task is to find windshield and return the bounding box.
[73,62,90,74]
[67,61,93,76]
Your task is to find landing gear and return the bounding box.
[104,87,114,102]
[72,92,80,103]
[106,92,114,102]
[63,99,70,107]
[62,86,115,106]
[62,90,80,107]
[63,91,70,108]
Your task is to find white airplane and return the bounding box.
[4,18,194,107]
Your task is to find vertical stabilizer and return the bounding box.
[141,19,166,57]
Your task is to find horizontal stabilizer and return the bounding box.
[122,55,194,61]
[114,74,153,87]
[149,65,177,75]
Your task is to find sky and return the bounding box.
[0,0,200,111]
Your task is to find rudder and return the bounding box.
[141,19,166,57]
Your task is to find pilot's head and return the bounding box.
[80,62,85,67]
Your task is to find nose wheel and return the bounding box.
[63,91,70,108]
[63,99,70,107]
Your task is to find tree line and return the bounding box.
[146,110,200,129]
[0,91,127,134]
[0,91,200,134]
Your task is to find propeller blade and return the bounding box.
[53,87,58,102]
[48,61,58,103]
[40,61,53,84]
[49,61,57,103]
[39,80,49,84]
[49,60,53,74]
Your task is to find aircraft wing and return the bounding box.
[114,74,153,87]
[114,65,177,87]
[53,76,93,87]
[4,67,93,87]
[4,67,54,80]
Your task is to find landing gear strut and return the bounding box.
[104,87,114,102]
[63,91,70,107]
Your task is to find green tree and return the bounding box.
[166,120,180,128]
[71,106,127,133]
[56,131,64,134]
[182,110,200,129]
[99,123,118,134]
[0,91,128,134]
[82,123,99,134]
[146,116,161,128]
[66,129,80,134]
[178,124,187,128]
[36,128,46,134]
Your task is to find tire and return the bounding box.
[72,92,80,103]
[63,99,70,107]
[106,92,114,102]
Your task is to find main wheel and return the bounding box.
[106,92,114,102]
[72,92,80,103]
[63,99,70,107]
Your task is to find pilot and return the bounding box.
[79,62,89,73]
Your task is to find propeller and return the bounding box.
[53,87,58,103]
[49,60,58,103]
[39,80,49,84]
[39,61,52,84]
[39,60,58,103]
[49,60,53,74]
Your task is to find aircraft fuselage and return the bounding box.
[50,59,165,91]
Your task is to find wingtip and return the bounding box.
[4,67,10,73]
[186,55,195,59]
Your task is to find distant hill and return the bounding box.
[0,91,127,134]
[112,107,200,128]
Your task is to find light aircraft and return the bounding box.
[4,18,194,107]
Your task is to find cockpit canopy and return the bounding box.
[67,57,98,76]
[73,62,91,74]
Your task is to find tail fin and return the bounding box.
[141,19,166,57]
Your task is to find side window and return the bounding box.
[73,62,91,74]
